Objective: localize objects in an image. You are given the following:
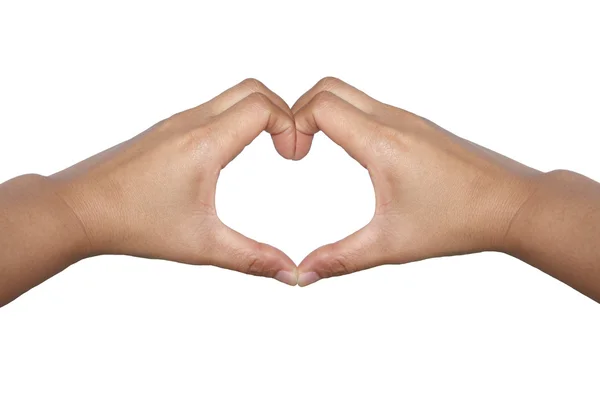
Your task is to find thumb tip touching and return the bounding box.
[274,268,321,287]
[274,269,298,286]
[270,125,314,161]
[297,271,321,287]
[294,229,382,286]
[295,247,333,287]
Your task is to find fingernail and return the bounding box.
[298,271,321,287]
[274,270,298,286]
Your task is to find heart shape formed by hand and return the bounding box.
[0,77,591,307]
[52,77,532,292]
[222,77,532,288]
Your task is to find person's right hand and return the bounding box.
[292,77,542,286]
[49,79,299,285]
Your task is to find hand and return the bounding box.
[292,77,542,286]
[50,79,298,285]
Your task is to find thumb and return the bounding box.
[208,221,298,286]
[297,223,391,286]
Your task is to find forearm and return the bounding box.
[505,170,600,302]
[0,174,91,306]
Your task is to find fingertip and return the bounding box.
[274,269,298,286]
[298,271,321,287]
[272,124,314,161]
[297,249,326,286]
[261,242,298,286]
[273,143,294,160]
[214,223,298,284]
[269,123,296,160]
[270,248,298,285]
[292,132,314,160]
[292,153,307,161]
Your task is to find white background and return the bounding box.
[1,1,599,399]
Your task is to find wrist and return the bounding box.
[499,170,564,257]
[47,173,108,257]
[478,169,543,254]
[15,174,94,260]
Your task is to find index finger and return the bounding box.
[293,90,379,168]
[209,92,297,167]
[291,77,383,115]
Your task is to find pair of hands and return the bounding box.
[50,78,539,287]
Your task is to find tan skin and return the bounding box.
[1,77,600,307]
[0,79,300,306]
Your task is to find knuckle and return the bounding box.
[389,127,414,151]
[365,120,387,142]
[180,124,220,166]
[246,91,270,107]
[318,244,356,277]
[245,92,272,115]
[316,76,343,91]
[326,254,354,277]
[241,240,262,276]
[245,254,264,276]
[547,169,575,181]
[369,123,407,157]
[312,90,336,109]
[242,244,277,277]
[373,121,396,139]
[155,115,178,132]
[241,77,266,92]
[192,122,214,142]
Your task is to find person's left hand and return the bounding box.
[289,77,537,286]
